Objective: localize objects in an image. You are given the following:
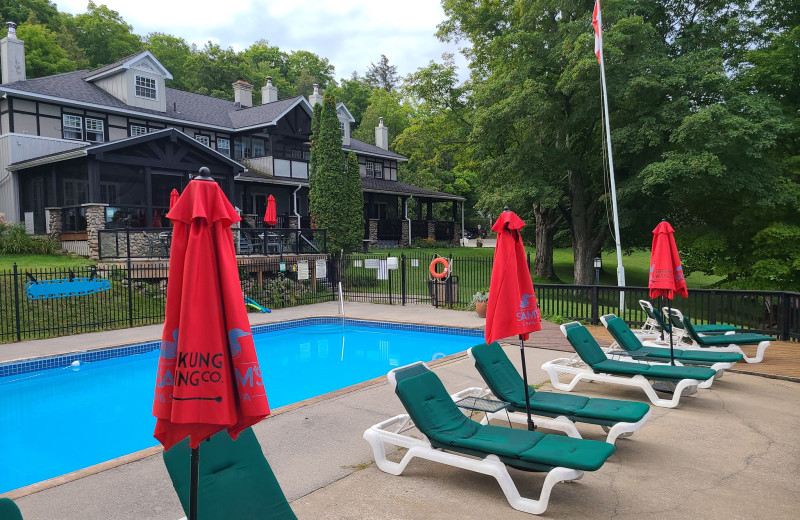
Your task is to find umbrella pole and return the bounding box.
[659,296,664,341]
[667,299,675,366]
[518,335,535,431]
[189,446,199,520]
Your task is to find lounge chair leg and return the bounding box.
[604,410,652,444]
[742,341,770,363]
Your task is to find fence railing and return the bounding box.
[1,260,336,343]
[98,228,327,260]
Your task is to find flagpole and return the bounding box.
[595,2,626,313]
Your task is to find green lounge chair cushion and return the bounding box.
[394,367,615,472]
[163,428,297,520]
[667,311,739,334]
[638,364,716,381]
[604,315,742,364]
[0,498,23,520]
[592,359,650,375]
[563,325,609,367]
[692,332,775,346]
[472,342,649,424]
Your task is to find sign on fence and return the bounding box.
[297,260,309,280]
[364,259,379,269]
[387,257,399,270]
[315,259,327,279]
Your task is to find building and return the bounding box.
[0,22,463,258]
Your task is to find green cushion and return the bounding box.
[518,434,616,472]
[641,364,716,382]
[693,332,775,346]
[162,428,297,520]
[643,303,671,332]
[637,346,742,364]
[527,391,589,414]
[564,325,609,367]
[571,397,650,424]
[471,342,529,404]
[394,365,615,472]
[605,316,645,352]
[694,324,740,334]
[592,359,650,375]
[0,498,23,520]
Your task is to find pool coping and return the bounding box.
[0,318,481,499]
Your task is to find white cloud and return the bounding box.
[53,0,469,81]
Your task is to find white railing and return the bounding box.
[61,240,90,257]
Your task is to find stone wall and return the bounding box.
[45,207,62,239]
[427,221,436,241]
[368,219,379,246]
[83,203,108,260]
[401,220,409,246]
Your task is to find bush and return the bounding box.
[0,222,61,255]
[410,237,450,249]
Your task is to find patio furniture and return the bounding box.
[163,427,296,520]
[0,498,23,520]
[674,313,774,363]
[143,231,169,257]
[363,361,616,515]
[462,341,651,444]
[541,322,717,408]
[663,307,740,346]
[601,314,742,376]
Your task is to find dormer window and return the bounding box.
[135,75,157,100]
[339,121,346,137]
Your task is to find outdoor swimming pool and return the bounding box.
[0,319,482,494]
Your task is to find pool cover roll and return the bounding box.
[153,177,270,451]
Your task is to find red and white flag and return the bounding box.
[592,0,602,63]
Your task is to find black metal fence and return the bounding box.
[1,259,336,343]
[334,253,799,342]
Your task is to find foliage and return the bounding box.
[365,54,399,92]
[0,223,59,255]
[64,1,142,68]
[13,20,75,77]
[351,89,411,150]
[471,290,489,303]
[327,73,373,127]
[341,152,366,252]
[409,238,450,249]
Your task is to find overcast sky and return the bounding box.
[56,0,469,82]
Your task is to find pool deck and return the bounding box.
[3,302,799,519]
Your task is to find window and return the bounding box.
[366,162,373,177]
[291,149,301,160]
[100,183,119,204]
[85,118,104,142]
[373,162,383,179]
[302,150,311,161]
[130,125,147,136]
[195,135,210,147]
[63,179,89,206]
[339,121,346,137]
[252,140,265,158]
[135,75,157,100]
[63,115,83,140]
[217,138,230,156]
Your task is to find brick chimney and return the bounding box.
[1,22,26,84]
[375,117,389,150]
[232,80,253,108]
[308,83,323,106]
[261,76,278,104]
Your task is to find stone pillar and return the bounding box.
[45,207,62,239]
[369,219,379,246]
[427,221,436,241]
[401,219,410,246]
[288,216,298,229]
[83,203,108,260]
[452,222,461,247]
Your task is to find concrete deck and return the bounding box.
[3,302,799,519]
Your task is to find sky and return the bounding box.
[55,0,470,82]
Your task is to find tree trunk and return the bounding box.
[532,204,560,282]
[568,170,604,285]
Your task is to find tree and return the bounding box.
[14,21,75,77]
[309,92,356,253]
[145,33,195,91]
[352,89,410,149]
[365,54,399,91]
[327,72,373,127]
[285,50,335,91]
[65,1,142,67]
[342,152,366,252]
[0,0,60,30]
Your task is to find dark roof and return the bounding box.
[345,139,406,161]
[1,70,309,131]
[83,52,150,79]
[236,170,462,201]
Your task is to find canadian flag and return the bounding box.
[592,0,602,64]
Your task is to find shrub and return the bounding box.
[0,222,62,255]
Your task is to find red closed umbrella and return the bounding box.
[485,209,542,430]
[649,220,688,365]
[264,194,277,226]
[153,169,270,520]
[169,188,180,210]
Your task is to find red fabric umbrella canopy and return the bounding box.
[264,195,278,226]
[485,211,542,344]
[169,189,180,210]
[153,179,270,451]
[649,221,688,300]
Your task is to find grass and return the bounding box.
[0,254,96,270]
[357,246,723,289]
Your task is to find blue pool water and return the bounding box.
[0,321,481,493]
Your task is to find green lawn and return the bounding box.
[0,254,96,270]
[358,246,722,289]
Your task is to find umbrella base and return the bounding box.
[651,381,697,396]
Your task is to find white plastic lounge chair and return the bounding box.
[600,314,742,376]
[540,322,717,408]
[364,362,616,515]
[663,307,739,345]
[667,310,774,363]
[457,341,651,444]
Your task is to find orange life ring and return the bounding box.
[429,257,450,279]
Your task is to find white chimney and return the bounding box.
[232,80,253,108]
[375,117,389,150]
[308,83,323,106]
[261,76,278,104]
[1,22,26,84]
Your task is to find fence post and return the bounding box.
[591,285,599,325]
[780,292,790,341]
[126,229,134,328]
[388,265,393,305]
[13,263,22,342]
[401,253,406,306]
